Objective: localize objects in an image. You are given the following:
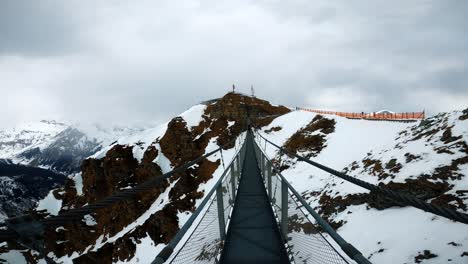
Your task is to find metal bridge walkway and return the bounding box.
[220,133,289,264]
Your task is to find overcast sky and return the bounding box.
[1,0,467,128]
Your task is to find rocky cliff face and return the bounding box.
[3,93,290,263]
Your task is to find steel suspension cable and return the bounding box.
[255,131,468,225]
[0,147,225,242]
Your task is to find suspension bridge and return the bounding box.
[1,127,468,264]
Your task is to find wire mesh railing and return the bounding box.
[253,133,371,264]
[169,193,222,264]
[153,134,247,264]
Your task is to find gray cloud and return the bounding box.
[0,0,84,56]
[1,0,467,128]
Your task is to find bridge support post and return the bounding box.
[216,185,226,240]
[281,179,288,238]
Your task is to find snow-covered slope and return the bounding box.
[0,120,68,159]
[260,108,468,264]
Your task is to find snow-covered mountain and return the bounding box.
[0,121,141,223]
[261,107,468,264]
[0,120,141,173]
[0,120,68,160]
[0,93,466,264]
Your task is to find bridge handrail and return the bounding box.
[254,131,468,225]
[153,133,248,264]
[252,133,371,264]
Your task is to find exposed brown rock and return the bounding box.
[414,250,437,263]
[287,213,317,234]
[283,115,336,158]
[441,127,462,144]
[385,159,402,174]
[430,154,468,181]
[432,194,468,211]
[459,108,468,120]
[265,126,282,133]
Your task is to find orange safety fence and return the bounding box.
[297,108,425,120]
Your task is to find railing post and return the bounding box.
[216,185,226,240]
[236,155,241,180]
[230,163,236,203]
[258,152,262,172]
[267,162,272,199]
[281,179,288,237]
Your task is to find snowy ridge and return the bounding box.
[260,109,468,263]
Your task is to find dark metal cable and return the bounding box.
[255,132,468,225]
[0,147,224,241]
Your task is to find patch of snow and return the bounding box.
[115,236,165,264]
[0,250,27,264]
[82,214,97,226]
[92,122,168,162]
[154,144,173,173]
[72,173,83,196]
[179,104,207,130]
[36,190,62,216]
[337,205,468,264]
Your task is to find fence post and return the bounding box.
[216,185,226,240]
[281,179,288,237]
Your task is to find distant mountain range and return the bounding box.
[0,120,141,173]
[0,120,141,221]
